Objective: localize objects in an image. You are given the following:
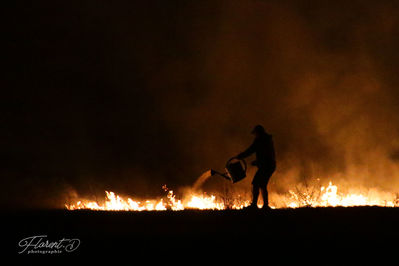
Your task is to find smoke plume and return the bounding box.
[3,0,399,208]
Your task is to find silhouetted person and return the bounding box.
[236,125,276,210]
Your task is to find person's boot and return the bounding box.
[261,204,272,212]
[243,203,258,211]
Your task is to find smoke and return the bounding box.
[4,0,399,208]
[149,0,399,194]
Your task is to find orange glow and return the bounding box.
[66,181,399,211]
[66,187,250,211]
[285,181,399,208]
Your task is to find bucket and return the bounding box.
[225,158,247,183]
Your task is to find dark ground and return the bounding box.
[5,207,399,262]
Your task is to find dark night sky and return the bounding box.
[3,0,399,208]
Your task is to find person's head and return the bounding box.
[251,125,266,138]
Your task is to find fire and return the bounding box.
[66,187,249,211]
[185,195,225,210]
[66,181,399,211]
[285,181,399,208]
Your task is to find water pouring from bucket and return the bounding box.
[192,157,247,191]
[192,170,213,190]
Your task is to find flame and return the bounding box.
[185,195,225,210]
[285,181,399,208]
[66,187,249,211]
[66,181,399,211]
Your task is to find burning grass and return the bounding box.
[66,184,250,211]
[282,181,399,208]
[65,180,399,211]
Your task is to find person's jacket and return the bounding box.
[237,132,276,168]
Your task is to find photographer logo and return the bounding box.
[18,235,80,254]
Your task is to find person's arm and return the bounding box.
[236,141,256,159]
